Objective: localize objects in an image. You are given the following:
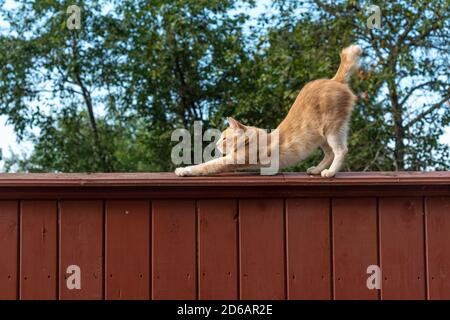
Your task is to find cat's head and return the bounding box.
[216,117,262,156]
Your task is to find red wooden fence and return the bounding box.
[0,172,449,300]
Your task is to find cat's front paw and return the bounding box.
[307,166,321,175]
[320,169,336,178]
[175,166,194,177]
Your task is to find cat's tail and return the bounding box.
[332,44,362,83]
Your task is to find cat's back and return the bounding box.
[300,79,355,107]
[288,78,356,119]
[279,78,356,136]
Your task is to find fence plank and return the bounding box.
[59,200,103,300]
[240,199,285,299]
[152,200,196,300]
[105,200,150,300]
[286,198,331,300]
[379,197,426,299]
[20,200,57,300]
[333,198,378,300]
[198,200,238,300]
[426,196,450,300]
[0,201,18,299]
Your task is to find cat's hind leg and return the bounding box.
[307,142,334,175]
[321,132,348,178]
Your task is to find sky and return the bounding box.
[0,0,449,170]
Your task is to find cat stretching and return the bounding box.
[175,44,362,177]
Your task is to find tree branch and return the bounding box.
[363,145,383,171]
[405,92,450,129]
[399,80,441,107]
[70,34,113,171]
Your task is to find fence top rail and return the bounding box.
[0,172,448,187]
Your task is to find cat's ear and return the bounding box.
[227,117,247,130]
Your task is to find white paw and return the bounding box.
[175,167,193,177]
[307,166,321,175]
[321,169,336,178]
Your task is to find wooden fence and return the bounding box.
[0,172,449,300]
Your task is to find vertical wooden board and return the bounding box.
[20,201,57,300]
[333,198,378,300]
[426,196,450,300]
[240,199,285,299]
[105,200,150,300]
[152,200,196,300]
[286,198,331,300]
[198,200,238,300]
[379,197,425,300]
[0,201,18,299]
[59,200,103,300]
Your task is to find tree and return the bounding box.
[236,0,449,171]
[0,0,254,172]
[0,0,448,172]
[305,0,449,170]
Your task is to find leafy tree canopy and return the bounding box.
[0,0,448,172]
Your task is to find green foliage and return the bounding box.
[0,0,448,172]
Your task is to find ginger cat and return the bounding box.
[175,44,362,177]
